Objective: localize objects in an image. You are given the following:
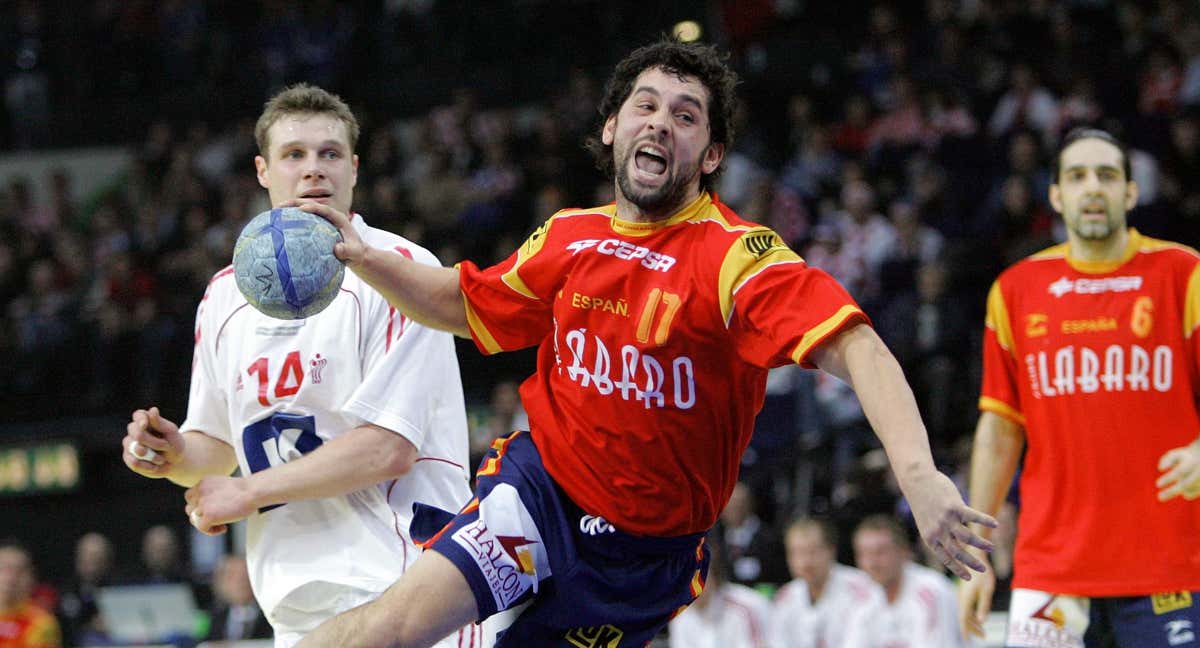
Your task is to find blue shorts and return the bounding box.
[1085,592,1199,648]
[1007,588,1200,647]
[411,431,710,647]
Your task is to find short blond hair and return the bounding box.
[254,83,360,157]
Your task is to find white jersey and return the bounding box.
[842,563,965,648]
[669,582,771,648]
[769,564,884,648]
[182,214,477,643]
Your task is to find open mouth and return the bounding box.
[633,146,668,176]
[300,189,333,201]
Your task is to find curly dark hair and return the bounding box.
[585,37,739,192]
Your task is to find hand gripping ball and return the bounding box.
[233,207,345,319]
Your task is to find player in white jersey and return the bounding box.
[843,515,966,648]
[769,518,883,648]
[669,532,771,648]
[119,84,486,648]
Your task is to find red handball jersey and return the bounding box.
[980,229,1200,596]
[459,192,866,537]
[0,600,61,648]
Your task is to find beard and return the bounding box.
[614,144,703,215]
[1069,204,1121,240]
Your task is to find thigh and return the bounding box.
[1105,591,1199,648]
[1005,588,1091,648]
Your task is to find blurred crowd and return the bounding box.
[3,0,1200,644]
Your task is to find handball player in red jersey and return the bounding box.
[298,37,997,648]
[960,127,1200,647]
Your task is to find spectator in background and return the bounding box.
[668,531,771,648]
[207,554,271,642]
[721,481,789,589]
[56,532,114,647]
[988,63,1060,148]
[845,515,965,648]
[0,540,61,648]
[468,379,529,471]
[769,517,882,648]
[133,525,189,586]
[8,258,78,405]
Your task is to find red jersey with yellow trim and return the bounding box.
[979,229,1200,595]
[0,601,61,648]
[459,192,866,537]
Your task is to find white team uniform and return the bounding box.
[182,214,485,647]
[842,563,966,648]
[668,583,772,648]
[768,564,884,648]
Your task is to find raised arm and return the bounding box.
[297,201,469,337]
[809,323,996,579]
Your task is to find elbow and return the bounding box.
[376,435,418,479]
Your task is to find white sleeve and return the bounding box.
[180,283,231,443]
[343,283,465,451]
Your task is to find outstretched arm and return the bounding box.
[809,323,996,578]
[296,201,469,337]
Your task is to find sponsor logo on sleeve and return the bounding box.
[741,231,788,258]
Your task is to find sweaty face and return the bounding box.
[1051,138,1136,242]
[602,67,723,219]
[255,114,359,215]
[785,527,834,587]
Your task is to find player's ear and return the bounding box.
[702,142,724,175]
[255,156,270,190]
[601,115,617,146]
[1124,180,1139,211]
[351,153,359,189]
[1049,183,1063,214]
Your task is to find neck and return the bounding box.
[808,575,828,602]
[1069,227,1129,263]
[885,576,902,604]
[613,186,703,223]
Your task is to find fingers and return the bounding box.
[129,440,161,463]
[185,491,229,536]
[296,200,348,224]
[1159,448,1184,471]
[956,506,999,530]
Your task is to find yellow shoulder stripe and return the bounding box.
[463,298,503,354]
[979,396,1026,426]
[986,281,1015,352]
[789,304,865,363]
[500,217,553,300]
[1185,264,1200,339]
[717,228,802,323]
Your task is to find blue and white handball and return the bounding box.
[233,207,345,320]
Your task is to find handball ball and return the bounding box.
[233,207,345,320]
